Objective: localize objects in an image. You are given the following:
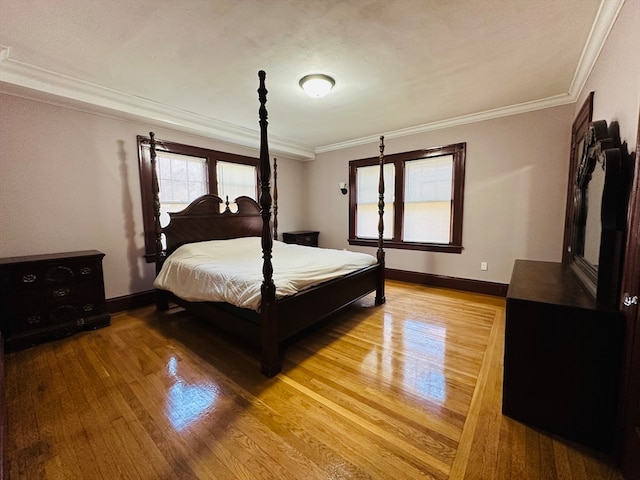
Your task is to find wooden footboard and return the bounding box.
[157,262,383,377]
[261,263,383,375]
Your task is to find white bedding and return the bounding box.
[153,237,377,311]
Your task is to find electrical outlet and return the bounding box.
[481,261,488,271]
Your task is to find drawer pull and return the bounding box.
[22,274,37,283]
[82,304,94,312]
[80,267,92,275]
[27,315,41,324]
[52,288,70,298]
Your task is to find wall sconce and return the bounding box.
[339,182,348,195]
[299,74,335,98]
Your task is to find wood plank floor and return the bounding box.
[4,280,624,479]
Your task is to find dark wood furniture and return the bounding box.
[0,331,5,480]
[0,250,111,352]
[151,71,386,377]
[503,259,625,453]
[562,95,630,309]
[556,100,638,466]
[282,230,319,247]
[618,114,640,480]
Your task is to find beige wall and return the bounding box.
[0,95,305,299]
[308,105,574,284]
[1,0,637,298]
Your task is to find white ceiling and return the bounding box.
[0,0,624,160]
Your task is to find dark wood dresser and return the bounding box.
[0,250,111,351]
[282,230,319,247]
[0,330,4,479]
[502,259,625,453]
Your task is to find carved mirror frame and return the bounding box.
[563,93,594,266]
[563,92,630,308]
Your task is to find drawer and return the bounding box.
[46,281,102,305]
[13,309,50,333]
[45,260,101,284]
[5,260,100,291]
[2,304,49,335]
[301,234,314,245]
[10,266,46,290]
[283,231,319,247]
[3,290,49,334]
[49,299,106,325]
[49,304,81,324]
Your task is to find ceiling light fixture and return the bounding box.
[299,74,335,98]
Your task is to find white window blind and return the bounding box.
[216,161,257,210]
[403,155,453,243]
[156,151,207,227]
[356,163,395,239]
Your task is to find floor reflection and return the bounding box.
[405,320,447,403]
[165,356,219,431]
[363,314,447,404]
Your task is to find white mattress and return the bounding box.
[153,237,377,311]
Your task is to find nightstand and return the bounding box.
[0,250,111,351]
[282,231,319,247]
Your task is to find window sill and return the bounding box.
[348,238,463,254]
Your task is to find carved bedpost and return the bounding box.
[375,135,386,305]
[257,70,280,376]
[150,132,169,310]
[150,132,162,270]
[273,157,278,241]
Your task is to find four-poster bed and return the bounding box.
[150,70,386,377]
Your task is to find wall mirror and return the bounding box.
[562,92,631,308]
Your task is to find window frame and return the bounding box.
[137,135,259,262]
[348,142,466,253]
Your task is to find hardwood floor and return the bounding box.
[4,280,624,479]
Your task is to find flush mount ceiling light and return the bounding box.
[299,74,335,98]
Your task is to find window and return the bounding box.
[349,142,466,253]
[216,160,258,203]
[355,163,395,239]
[137,135,258,261]
[156,151,208,227]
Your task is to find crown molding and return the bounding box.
[568,0,625,97]
[0,0,624,160]
[316,94,576,154]
[316,0,625,154]
[0,48,315,160]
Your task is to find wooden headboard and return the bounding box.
[162,194,263,255]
